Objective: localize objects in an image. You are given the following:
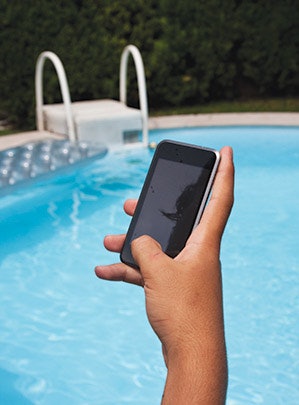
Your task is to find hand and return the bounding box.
[95,146,234,404]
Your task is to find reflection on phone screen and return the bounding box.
[131,158,211,257]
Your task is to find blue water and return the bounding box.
[0,126,298,404]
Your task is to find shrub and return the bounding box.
[0,0,298,129]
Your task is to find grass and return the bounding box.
[0,129,18,136]
[1,97,298,136]
[150,97,299,116]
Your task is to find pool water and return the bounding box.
[0,126,298,404]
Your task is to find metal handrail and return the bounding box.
[36,46,148,145]
[35,51,77,142]
[120,45,149,146]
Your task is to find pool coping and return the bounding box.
[1,112,299,151]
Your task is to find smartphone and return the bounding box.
[120,140,220,268]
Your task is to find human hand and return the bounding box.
[95,146,234,404]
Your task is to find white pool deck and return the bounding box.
[1,112,299,151]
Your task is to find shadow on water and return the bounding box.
[0,368,33,404]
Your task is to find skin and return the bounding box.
[95,146,234,404]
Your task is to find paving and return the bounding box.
[1,112,299,151]
[148,112,299,129]
[0,131,65,151]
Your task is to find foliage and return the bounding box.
[0,0,298,129]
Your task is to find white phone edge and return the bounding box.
[191,149,221,231]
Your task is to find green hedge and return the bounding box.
[0,0,298,129]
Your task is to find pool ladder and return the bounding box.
[35,45,148,146]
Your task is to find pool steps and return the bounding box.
[35,45,148,147]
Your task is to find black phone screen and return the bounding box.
[120,140,219,268]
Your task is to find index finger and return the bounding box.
[124,199,138,216]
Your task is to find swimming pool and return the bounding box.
[0,126,298,404]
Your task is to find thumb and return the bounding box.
[131,235,169,280]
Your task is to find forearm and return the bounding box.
[161,338,228,405]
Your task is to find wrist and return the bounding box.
[162,337,227,405]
